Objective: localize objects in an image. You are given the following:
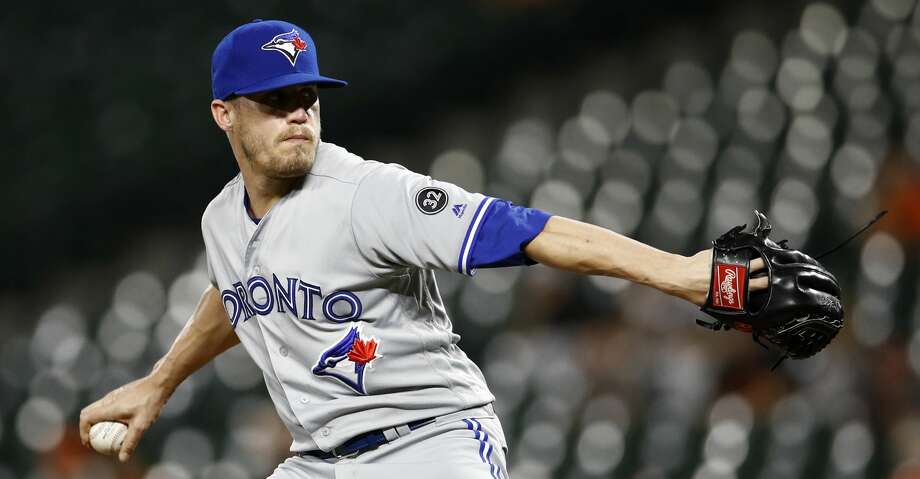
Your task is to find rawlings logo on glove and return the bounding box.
[698,210,846,366]
[713,264,744,309]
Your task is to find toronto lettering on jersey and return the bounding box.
[220,274,363,328]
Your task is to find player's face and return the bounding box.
[232,84,322,178]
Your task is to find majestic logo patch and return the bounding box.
[312,326,380,395]
[452,203,467,218]
[261,29,308,66]
[712,263,746,310]
[415,187,449,215]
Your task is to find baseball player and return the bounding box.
[78,19,770,478]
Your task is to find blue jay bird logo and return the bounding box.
[261,29,308,66]
[312,326,380,395]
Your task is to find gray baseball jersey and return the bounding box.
[201,141,548,453]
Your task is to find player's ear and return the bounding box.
[211,99,234,132]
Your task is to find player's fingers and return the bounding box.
[78,406,98,447]
[79,398,134,447]
[750,257,766,272]
[79,403,112,447]
[119,417,150,463]
[750,276,769,291]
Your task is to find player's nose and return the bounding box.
[287,106,310,124]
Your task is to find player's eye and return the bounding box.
[250,93,281,108]
[252,87,316,112]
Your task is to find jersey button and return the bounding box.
[321,427,331,436]
[300,396,310,404]
[279,346,288,357]
[254,265,262,274]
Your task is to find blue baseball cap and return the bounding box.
[211,19,347,100]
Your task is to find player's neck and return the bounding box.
[241,174,300,219]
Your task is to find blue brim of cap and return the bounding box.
[227,72,347,98]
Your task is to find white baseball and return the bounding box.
[89,421,128,455]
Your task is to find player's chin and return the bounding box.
[277,141,315,158]
[270,156,314,178]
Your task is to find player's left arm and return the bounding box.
[349,164,766,304]
[523,216,768,306]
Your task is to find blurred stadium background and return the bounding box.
[2,0,920,477]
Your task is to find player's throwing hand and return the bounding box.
[79,376,172,462]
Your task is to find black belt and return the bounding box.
[300,417,437,460]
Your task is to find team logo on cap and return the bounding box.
[312,326,380,395]
[261,29,308,66]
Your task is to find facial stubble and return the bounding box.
[237,118,318,179]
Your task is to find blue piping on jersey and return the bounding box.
[242,190,261,225]
[458,197,496,275]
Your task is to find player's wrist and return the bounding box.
[658,251,710,306]
[147,360,183,396]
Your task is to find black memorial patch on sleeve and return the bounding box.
[415,187,449,215]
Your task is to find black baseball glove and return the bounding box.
[697,210,844,364]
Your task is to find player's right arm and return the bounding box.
[78,285,239,462]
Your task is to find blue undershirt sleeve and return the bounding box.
[465,200,552,274]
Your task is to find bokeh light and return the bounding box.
[429,149,485,193]
[703,420,750,471]
[113,271,166,329]
[770,178,819,243]
[497,119,555,192]
[800,3,848,56]
[589,180,644,235]
[830,143,879,199]
[730,30,779,84]
[530,179,585,220]
[664,61,714,115]
[737,89,787,142]
[201,461,250,479]
[575,421,625,475]
[831,421,875,474]
[15,398,65,452]
[631,91,680,145]
[777,58,825,110]
[860,232,905,286]
[785,115,833,171]
[144,462,192,479]
[214,343,262,390]
[161,428,215,474]
[580,90,631,146]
